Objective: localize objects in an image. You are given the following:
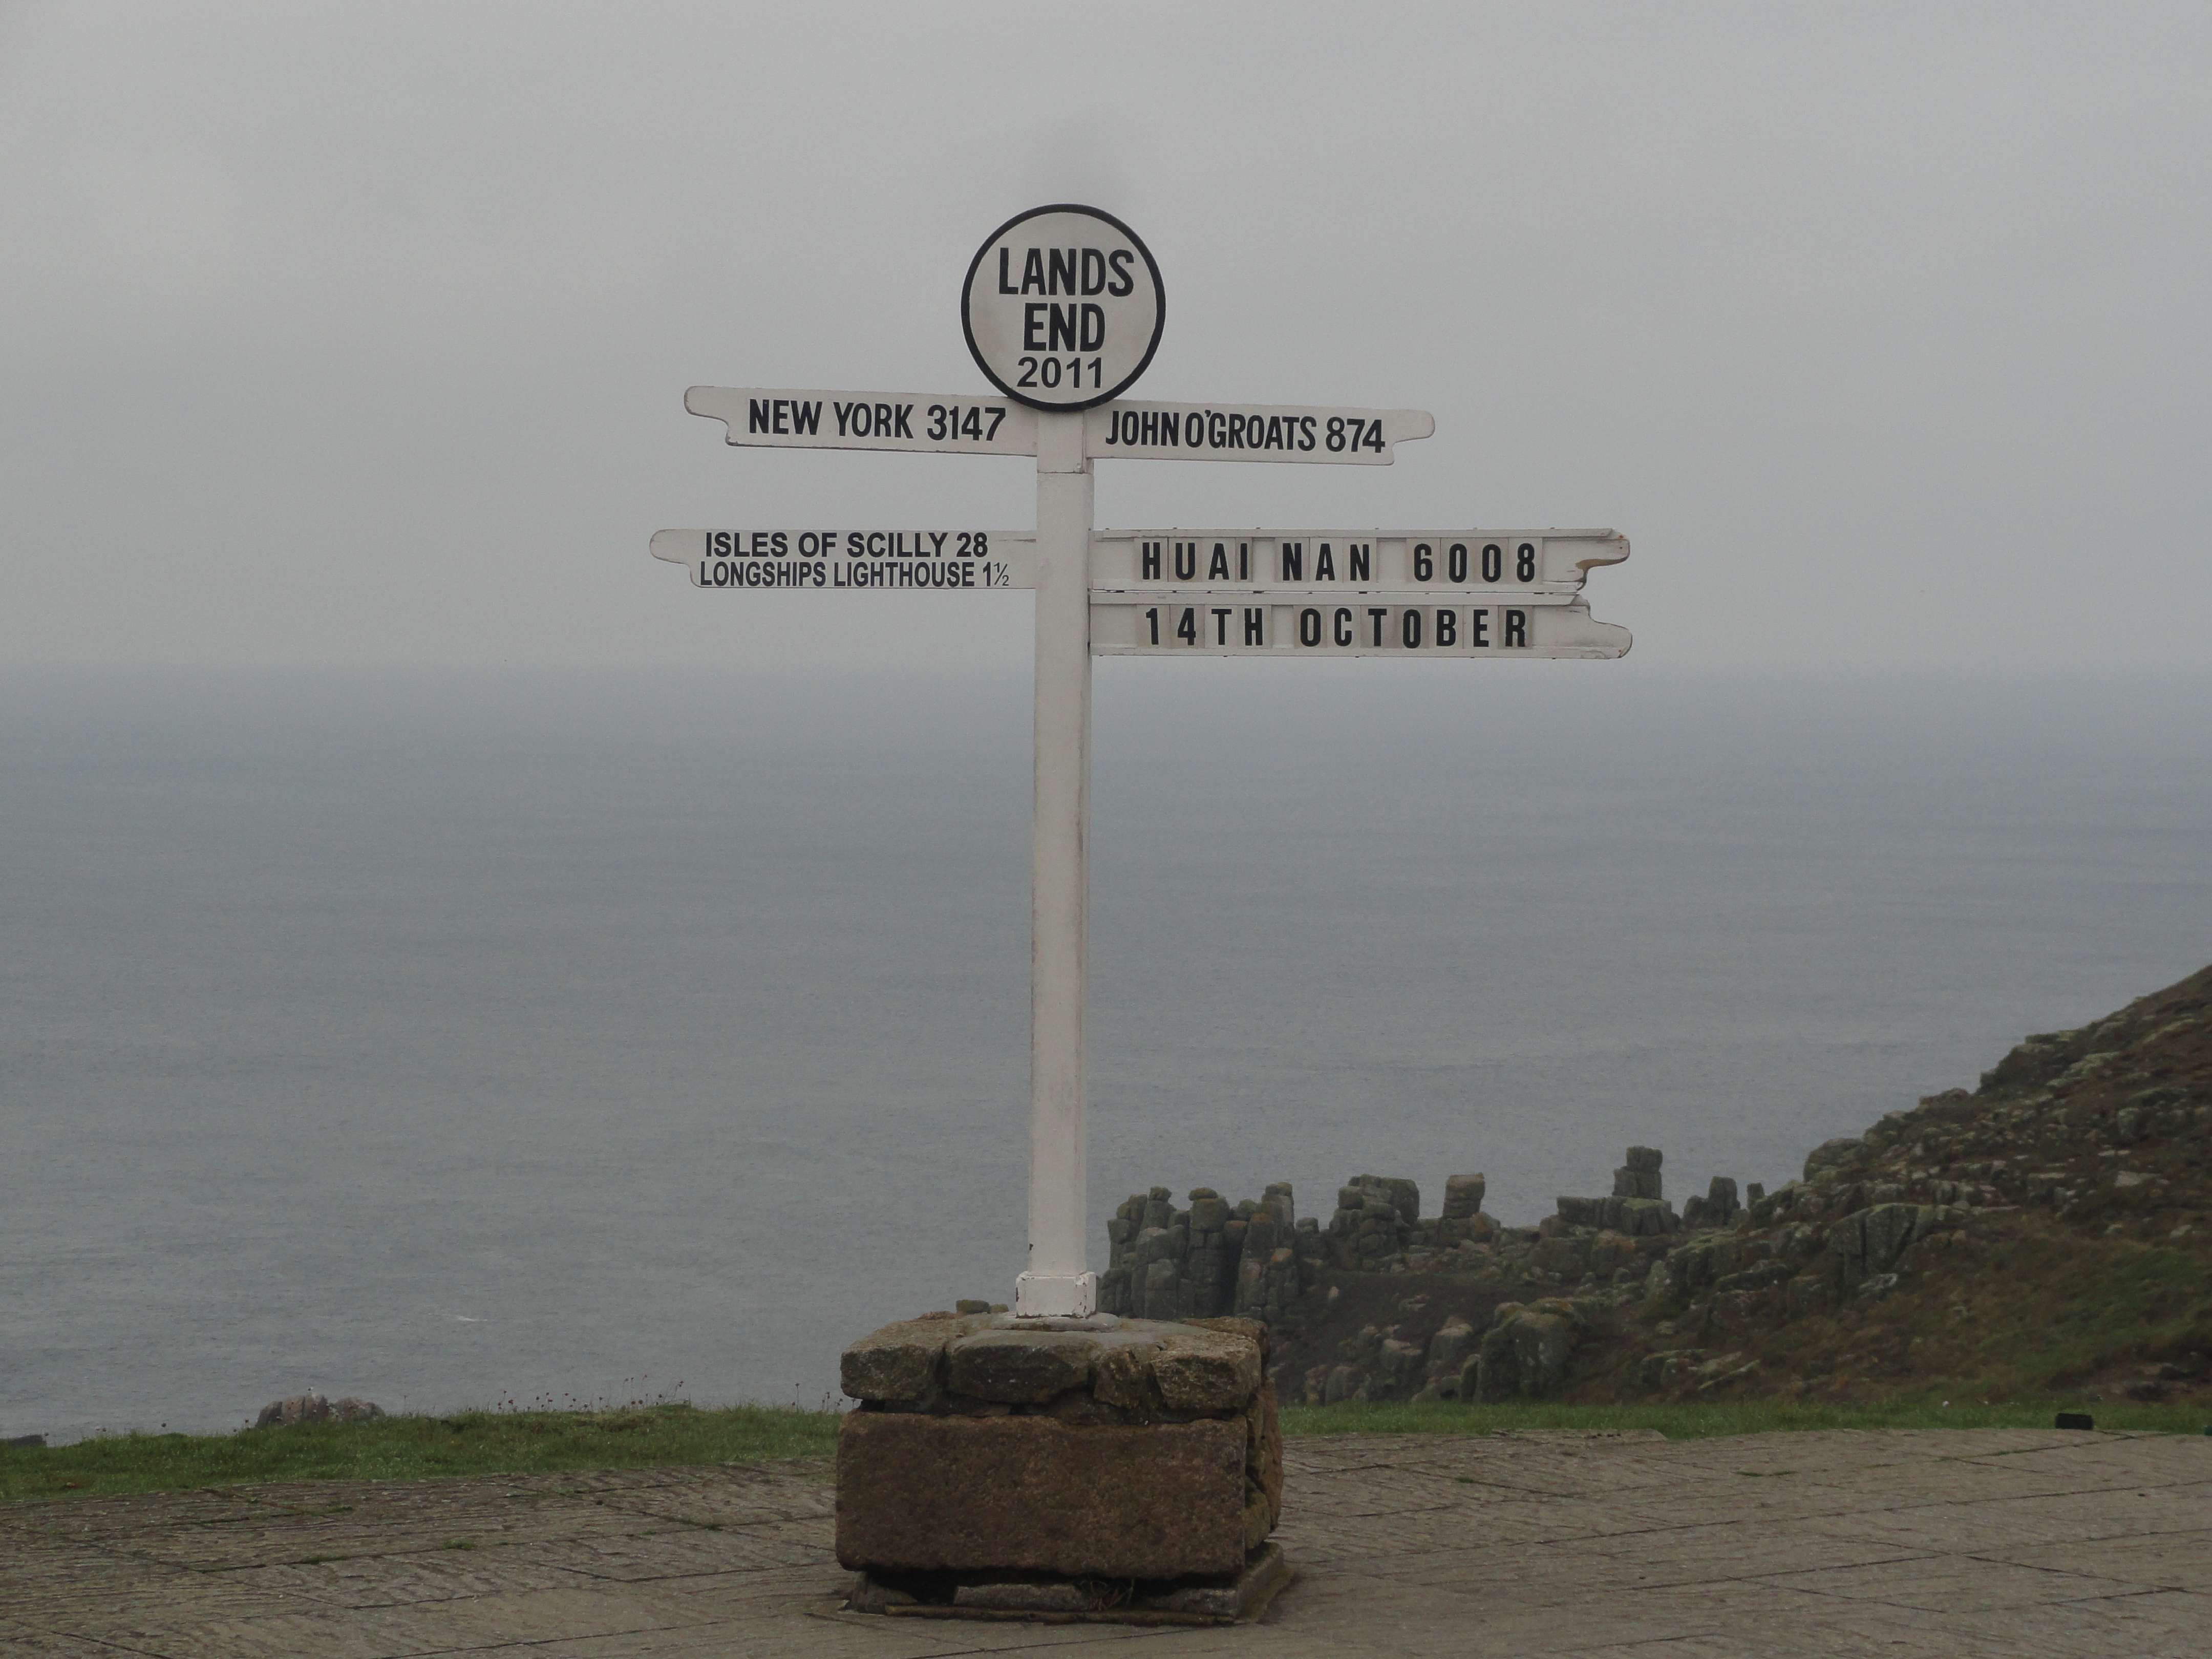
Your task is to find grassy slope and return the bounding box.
[11,1399,2208,1504]
[0,1405,837,1502]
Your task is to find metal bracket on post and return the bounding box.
[1015,409,1097,1321]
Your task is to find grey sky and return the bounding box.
[3,2,2205,671]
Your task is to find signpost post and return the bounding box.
[654,204,1630,1325]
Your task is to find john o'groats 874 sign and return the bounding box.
[962,204,1165,411]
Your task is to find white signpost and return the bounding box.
[654,206,1631,1321]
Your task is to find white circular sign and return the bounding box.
[962,204,1164,412]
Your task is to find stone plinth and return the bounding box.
[836,1312,1285,1621]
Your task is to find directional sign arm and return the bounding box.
[1088,530,1626,593]
[651,528,1036,589]
[684,387,1039,457]
[1091,596,1629,658]
[1087,402,1433,465]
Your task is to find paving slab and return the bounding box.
[4,1430,2209,1656]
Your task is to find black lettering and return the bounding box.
[1021,247,1046,293]
[1161,412,1179,445]
[1081,247,1106,294]
[1349,543,1370,582]
[1243,607,1263,645]
[1024,303,1048,350]
[773,399,790,435]
[928,531,946,554]
[1368,608,1389,647]
[1049,247,1076,295]
[770,531,788,555]
[1227,412,1246,448]
[749,398,770,433]
[1401,609,1421,648]
[1482,542,1503,583]
[1264,415,1284,450]
[1413,542,1433,581]
[873,403,891,436]
[1049,304,1077,352]
[1298,416,1317,451]
[1505,608,1528,647]
[1141,541,1161,580]
[1436,609,1458,647]
[1207,410,1225,448]
[997,248,1017,294]
[1471,607,1490,648]
[1176,606,1197,645]
[1207,543,1229,581]
[1333,607,1353,647]
[1448,542,1467,583]
[1145,607,1159,645]
[709,530,730,556]
[833,400,855,435]
[1315,544,1335,581]
[1107,248,1135,295]
[1281,542,1302,581]
[1079,303,1104,351]
[1140,411,1158,445]
[1300,607,1322,647]
[792,400,821,435]
[1211,607,1231,644]
[894,404,913,438]
[1174,542,1196,581]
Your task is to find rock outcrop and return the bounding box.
[253,1392,386,1430]
[1098,961,2212,1410]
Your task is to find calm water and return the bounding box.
[4,665,2208,1441]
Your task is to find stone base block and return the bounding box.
[837,1411,1247,1579]
[848,1541,1294,1626]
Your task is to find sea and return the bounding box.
[4,664,2208,1442]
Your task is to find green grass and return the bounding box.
[0,1403,839,1502]
[1279,1398,2212,1439]
[12,1397,2208,1503]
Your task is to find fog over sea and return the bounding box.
[4,665,2208,1443]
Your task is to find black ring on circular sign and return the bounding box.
[961,203,1165,413]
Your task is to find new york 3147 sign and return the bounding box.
[962,204,1165,410]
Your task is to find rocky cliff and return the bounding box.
[1101,963,2212,1411]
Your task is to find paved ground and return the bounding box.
[4,1429,2208,1657]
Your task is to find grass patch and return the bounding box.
[1280,1398,2212,1439]
[0,1403,838,1502]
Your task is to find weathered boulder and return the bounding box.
[1442,1173,1487,1219]
[946,1329,1103,1403]
[837,1414,1249,1579]
[253,1392,385,1429]
[1612,1164,1664,1200]
[841,1313,993,1402]
[1803,1137,1861,1182]
[1469,1302,1581,1401]
[1152,1325,1263,1412]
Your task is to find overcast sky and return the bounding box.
[3,2,2206,672]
